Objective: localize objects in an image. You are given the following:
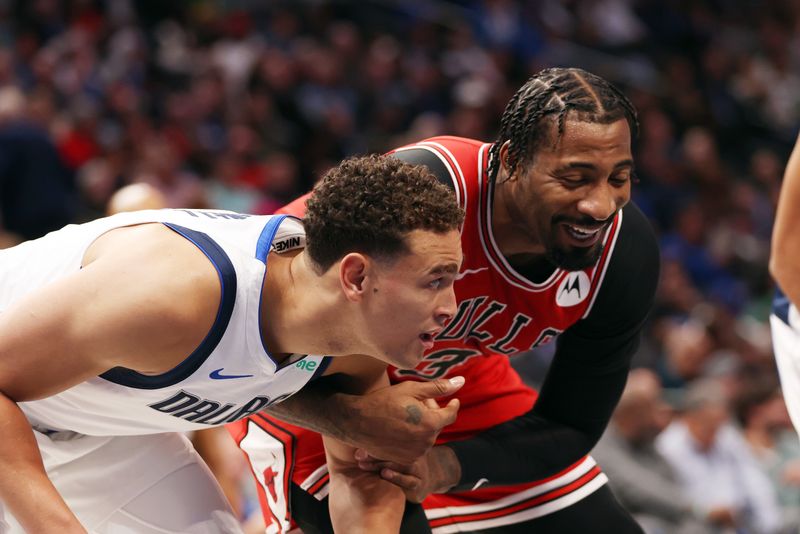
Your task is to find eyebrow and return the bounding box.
[428,262,461,275]
[552,159,635,173]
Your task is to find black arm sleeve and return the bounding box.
[448,203,660,486]
[390,148,457,192]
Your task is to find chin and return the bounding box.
[548,244,603,271]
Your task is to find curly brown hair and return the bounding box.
[304,154,464,272]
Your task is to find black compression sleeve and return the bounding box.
[390,148,457,191]
[448,203,660,486]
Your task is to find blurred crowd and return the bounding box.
[1,0,800,532]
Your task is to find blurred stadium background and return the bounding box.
[2,1,800,532]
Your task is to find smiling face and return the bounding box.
[500,117,633,270]
[360,228,462,369]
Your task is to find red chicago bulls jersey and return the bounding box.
[386,136,622,440]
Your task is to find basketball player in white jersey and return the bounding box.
[771,133,800,437]
[0,155,465,534]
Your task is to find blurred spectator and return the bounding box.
[657,380,783,534]
[593,369,716,534]
[105,182,166,215]
[0,85,77,241]
[132,135,207,209]
[736,381,800,528]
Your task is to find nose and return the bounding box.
[576,182,623,221]
[435,287,458,326]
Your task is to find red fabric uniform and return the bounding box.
[228,136,622,533]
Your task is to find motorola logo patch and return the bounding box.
[555,271,590,307]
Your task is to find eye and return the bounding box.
[558,175,587,188]
[555,174,588,189]
[428,278,443,289]
[609,173,631,187]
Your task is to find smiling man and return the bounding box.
[0,155,465,534]
[236,68,659,533]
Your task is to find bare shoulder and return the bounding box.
[82,223,222,372]
[0,223,224,400]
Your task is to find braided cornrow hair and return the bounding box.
[487,67,639,184]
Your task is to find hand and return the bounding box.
[337,377,464,465]
[354,446,461,503]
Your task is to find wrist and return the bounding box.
[431,446,461,493]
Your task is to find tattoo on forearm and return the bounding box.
[264,397,344,440]
[405,405,422,425]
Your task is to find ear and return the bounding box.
[498,140,513,178]
[339,253,370,302]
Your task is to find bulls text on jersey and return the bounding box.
[396,296,563,379]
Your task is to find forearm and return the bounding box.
[0,394,84,533]
[262,382,353,441]
[325,437,404,533]
[328,470,405,534]
[260,373,464,465]
[447,410,595,487]
[771,134,800,305]
[448,362,629,487]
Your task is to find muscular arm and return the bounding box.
[321,356,406,533]
[0,224,219,532]
[446,203,660,486]
[770,133,800,306]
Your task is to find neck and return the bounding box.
[260,252,357,360]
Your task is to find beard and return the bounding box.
[544,214,610,270]
[545,240,604,271]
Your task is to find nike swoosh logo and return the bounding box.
[455,267,488,280]
[209,368,254,380]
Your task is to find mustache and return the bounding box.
[552,214,615,228]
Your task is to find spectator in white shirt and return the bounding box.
[656,379,783,534]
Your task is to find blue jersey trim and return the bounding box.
[773,285,792,326]
[256,216,292,367]
[255,215,287,263]
[310,356,333,381]
[100,223,237,389]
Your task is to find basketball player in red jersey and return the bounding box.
[229,67,659,533]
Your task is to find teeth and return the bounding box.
[567,225,599,237]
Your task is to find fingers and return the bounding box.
[409,376,465,400]
[432,398,460,427]
[423,398,439,409]
[357,459,381,472]
[380,469,425,503]
[354,448,374,462]
[354,451,407,472]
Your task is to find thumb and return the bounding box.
[410,376,465,400]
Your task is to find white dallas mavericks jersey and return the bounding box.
[771,288,800,436]
[0,209,329,436]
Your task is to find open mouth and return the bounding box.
[419,331,436,349]
[562,223,605,246]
